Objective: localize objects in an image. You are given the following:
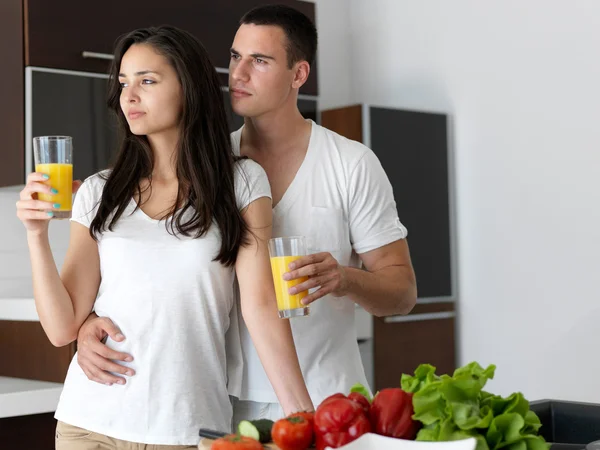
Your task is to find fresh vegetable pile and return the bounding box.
[210,362,549,450]
[401,362,549,450]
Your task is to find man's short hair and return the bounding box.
[240,4,318,68]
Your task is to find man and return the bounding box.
[75,4,417,425]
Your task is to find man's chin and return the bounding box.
[231,99,260,118]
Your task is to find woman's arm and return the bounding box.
[29,222,100,346]
[235,197,314,414]
[18,173,100,347]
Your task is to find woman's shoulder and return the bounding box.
[78,169,112,199]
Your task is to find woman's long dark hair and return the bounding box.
[90,25,247,267]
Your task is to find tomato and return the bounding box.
[272,415,314,450]
[289,411,315,428]
[210,434,263,450]
[288,411,316,446]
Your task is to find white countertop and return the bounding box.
[0,297,39,321]
[0,376,63,418]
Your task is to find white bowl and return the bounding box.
[327,433,477,450]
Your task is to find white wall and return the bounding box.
[343,0,600,402]
[311,0,356,109]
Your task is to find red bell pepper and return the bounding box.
[347,392,370,418]
[314,395,371,450]
[369,388,420,439]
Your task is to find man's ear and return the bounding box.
[291,61,311,89]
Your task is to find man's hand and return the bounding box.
[77,316,135,386]
[283,252,348,305]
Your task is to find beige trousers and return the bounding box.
[55,421,197,450]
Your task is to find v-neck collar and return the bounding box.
[232,120,318,216]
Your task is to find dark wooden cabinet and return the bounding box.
[24,0,317,95]
[322,104,457,389]
[373,303,456,390]
[0,0,25,187]
[0,321,75,383]
[0,413,56,450]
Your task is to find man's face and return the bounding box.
[229,24,297,118]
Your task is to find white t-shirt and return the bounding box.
[54,159,271,446]
[227,120,408,407]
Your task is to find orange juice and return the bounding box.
[35,163,73,212]
[270,256,309,311]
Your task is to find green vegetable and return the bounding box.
[238,419,275,443]
[350,382,373,402]
[401,362,550,450]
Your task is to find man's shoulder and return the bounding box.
[314,123,372,166]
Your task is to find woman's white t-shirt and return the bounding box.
[54,159,271,446]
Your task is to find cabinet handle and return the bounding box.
[82,51,114,61]
[384,311,455,324]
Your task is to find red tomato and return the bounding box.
[272,415,314,450]
[289,411,315,428]
[288,411,316,446]
[210,434,263,450]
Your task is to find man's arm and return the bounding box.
[346,239,416,316]
[285,239,416,317]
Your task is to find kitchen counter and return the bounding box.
[0,376,63,418]
[0,297,38,321]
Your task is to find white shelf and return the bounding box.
[0,376,63,418]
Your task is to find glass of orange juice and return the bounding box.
[268,236,310,319]
[33,136,73,219]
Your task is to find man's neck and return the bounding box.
[241,109,311,156]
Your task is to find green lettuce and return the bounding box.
[349,382,373,402]
[401,362,549,450]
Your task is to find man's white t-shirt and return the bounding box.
[54,159,271,446]
[227,120,408,408]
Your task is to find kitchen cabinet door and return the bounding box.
[0,0,24,187]
[0,413,56,450]
[373,303,456,391]
[0,321,75,383]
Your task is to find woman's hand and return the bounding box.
[16,173,81,235]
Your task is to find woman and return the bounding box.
[16,26,312,449]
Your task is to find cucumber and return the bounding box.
[238,419,275,443]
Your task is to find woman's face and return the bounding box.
[119,44,183,137]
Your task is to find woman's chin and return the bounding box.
[128,125,149,136]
